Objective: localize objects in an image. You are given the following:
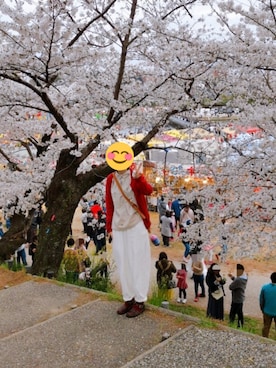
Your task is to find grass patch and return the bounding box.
[148,285,276,340]
[57,261,114,294]
[1,259,24,272]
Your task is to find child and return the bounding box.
[176,263,188,303]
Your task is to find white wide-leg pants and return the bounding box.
[112,221,151,303]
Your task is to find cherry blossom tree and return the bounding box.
[0,0,209,274]
[0,0,275,275]
[196,0,276,259]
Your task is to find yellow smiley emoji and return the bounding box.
[105,142,134,171]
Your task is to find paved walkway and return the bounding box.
[1,278,275,368]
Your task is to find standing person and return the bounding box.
[190,198,204,222]
[16,241,28,266]
[192,259,206,302]
[158,196,168,224]
[228,264,248,328]
[5,216,11,230]
[176,263,188,303]
[171,198,181,229]
[179,204,195,259]
[206,263,226,320]
[179,224,191,260]
[90,200,102,218]
[86,212,98,249]
[79,196,89,211]
[170,210,176,232]
[81,208,88,234]
[74,238,90,275]
[180,203,195,227]
[62,238,80,283]
[27,205,43,243]
[150,194,158,212]
[160,210,174,247]
[0,221,4,239]
[74,238,87,252]
[259,272,276,338]
[155,251,177,289]
[105,143,153,318]
[95,210,107,254]
[29,235,38,266]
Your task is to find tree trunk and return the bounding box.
[31,186,77,277]
[31,163,111,276]
[0,213,31,261]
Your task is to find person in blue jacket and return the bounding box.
[259,272,276,338]
[171,198,181,229]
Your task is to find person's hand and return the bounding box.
[132,162,143,179]
[108,232,113,243]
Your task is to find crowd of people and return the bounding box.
[157,196,208,260]
[7,159,274,336]
[153,194,275,338]
[154,249,275,338]
[72,184,275,336]
[79,195,107,255]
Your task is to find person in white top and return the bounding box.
[160,210,174,247]
[16,242,28,266]
[180,204,195,227]
[105,162,153,318]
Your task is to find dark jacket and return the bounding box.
[155,259,176,286]
[206,270,226,294]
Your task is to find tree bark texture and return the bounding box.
[31,154,113,276]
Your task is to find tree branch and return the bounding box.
[66,0,117,48]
